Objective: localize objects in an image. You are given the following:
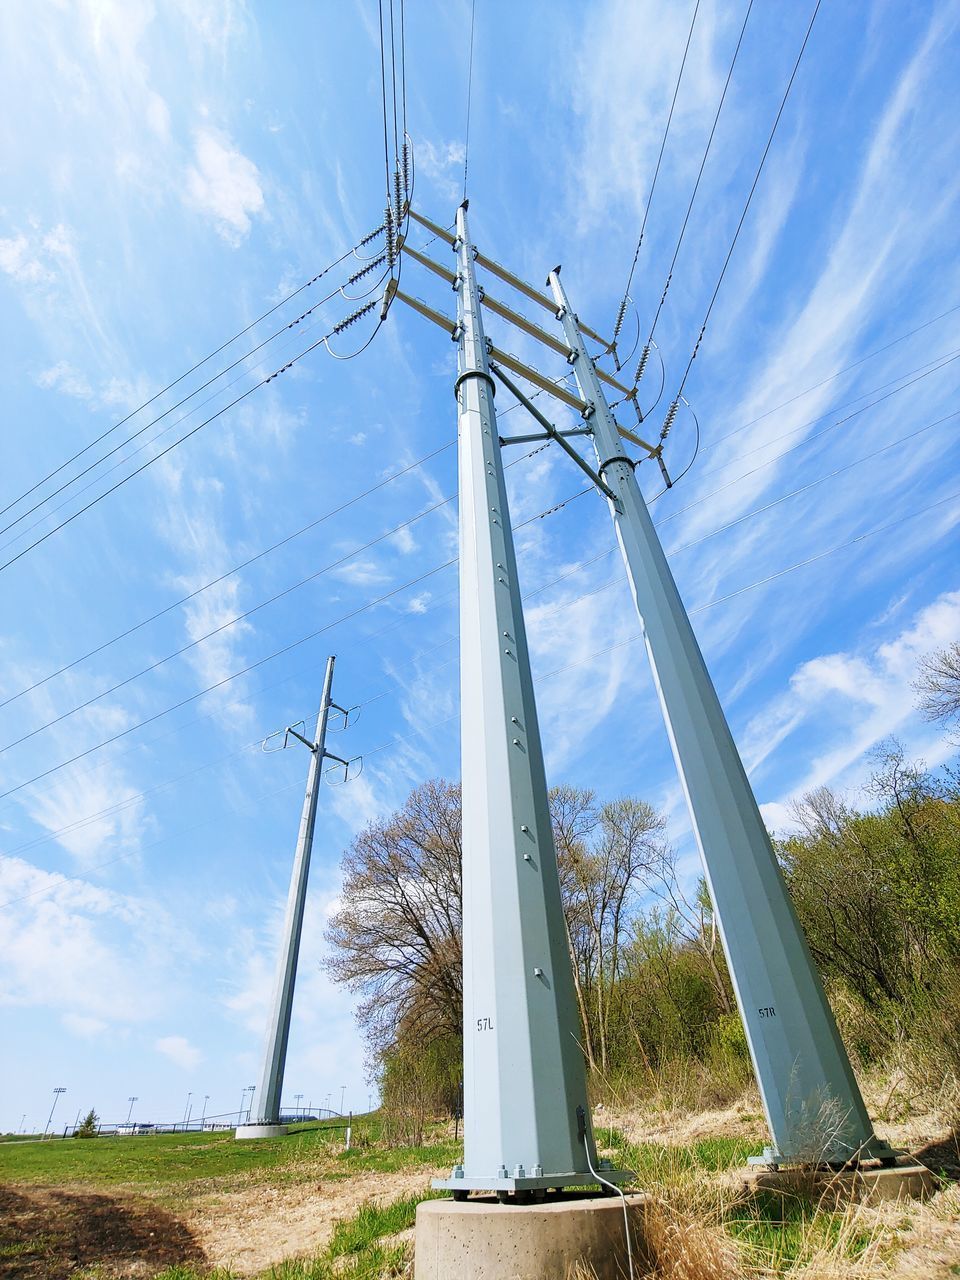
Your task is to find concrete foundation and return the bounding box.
[735,1159,936,1208]
[414,1193,650,1280]
[234,1123,288,1141]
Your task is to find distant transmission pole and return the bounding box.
[236,655,357,1140]
[547,267,895,1167]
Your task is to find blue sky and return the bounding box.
[1,0,958,1135]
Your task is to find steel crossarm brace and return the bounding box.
[392,286,592,415]
[483,344,590,413]
[489,362,619,505]
[500,428,593,446]
[405,242,572,360]
[408,207,614,352]
[618,423,658,453]
[402,242,632,398]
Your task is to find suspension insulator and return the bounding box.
[661,398,679,442]
[612,298,628,342]
[346,255,387,288]
[634,343,651,385]
[384,204,396,271]
[394,164,404,224]
[333,299,377,335]
[359,222,385,248]
[402,141,411,196]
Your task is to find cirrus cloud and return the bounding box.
[184,128,265,245]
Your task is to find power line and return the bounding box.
[0,269,385,544]
[0,284,390,559]
[538,493,960,666]
[0,541,629,860]
[696,348,960,482]
[24,479,954,911]
[611,0,701,344]
[700,303,960,454]
[639,0,756,362]
[0,434,557,816]
[0,443,454,713]
[0,560,454,804]
[5,350,952,780]
[0,493,462,756]
[690,487,960,615]
[0,481,592,803]
[0,239,372,526]
[667,409,959,553]
[3,462,589,769]
[3,363,952,808]
[462,0,477,199]
[7,409,957,841]
[399,0,408,144]
[0,318,353,577]
[673,0,822,401]
[659,364,960,523]
[377,0,394,201]
[0,366,575,709]
[388,0,401,179]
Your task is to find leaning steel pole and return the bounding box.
[548,268,894,1166]
[434,204,621,1197]
[237,655,337,1139]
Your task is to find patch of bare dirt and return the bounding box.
[0,1183,205,1279]
[187,1170,433,1276]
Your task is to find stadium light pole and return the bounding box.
[126,1096,137,1125]
[44,1087,66,1138]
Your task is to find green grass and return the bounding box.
[0,1122,461,1190]
[604,1129,879,1274]
[605,1128,762,1176]
[723,1189,873,1271]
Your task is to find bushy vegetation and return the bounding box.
[326,640,960,1134]
[74,1108,98,1139]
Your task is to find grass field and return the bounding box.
[1,1114,957,1278]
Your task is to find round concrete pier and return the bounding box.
[234,1123,288,1140]
[414,1193,649,1280]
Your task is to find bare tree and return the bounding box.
[324,779,462,1051]
[552,787,666,1072]
[915,640,960,738]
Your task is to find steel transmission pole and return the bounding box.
[434,204,624,1198]
[547,268,893,1166]
[238,656,345,1139]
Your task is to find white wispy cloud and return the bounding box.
[749,587,960,831]
[184,127,265,245]
[155,1034,203,1069]
[415,139,466,206]
[0,857,178,1023]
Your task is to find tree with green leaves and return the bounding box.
[74,1108,98,1138]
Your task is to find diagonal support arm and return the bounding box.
[488,361,620,506]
